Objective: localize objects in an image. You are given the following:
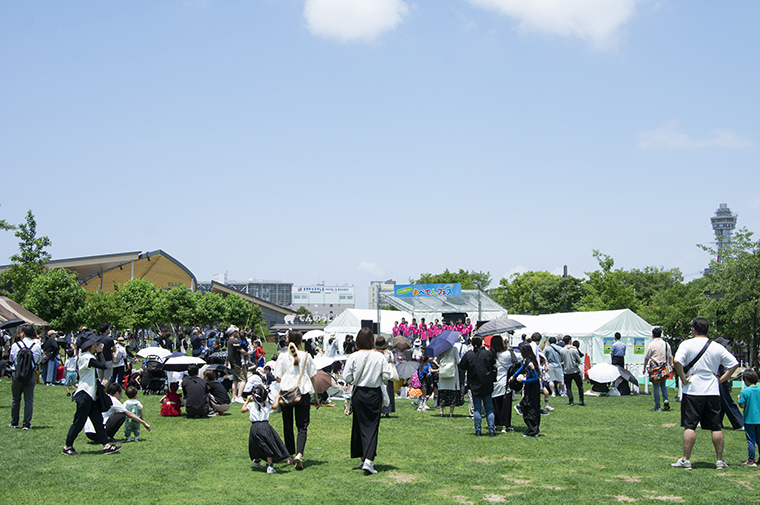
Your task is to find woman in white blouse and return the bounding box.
[274,331,319,471]
[342,328,392,475]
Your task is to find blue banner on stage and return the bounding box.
[394,283,462,298]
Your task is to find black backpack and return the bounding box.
[13,341,36,382]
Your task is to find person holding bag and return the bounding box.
[274,331,319,471]
[643,327,673,412]
[342,328,392,475]
[62,331,122,456]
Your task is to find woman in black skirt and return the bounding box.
[342,328,392,475]
[510,344,541,437]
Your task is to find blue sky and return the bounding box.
[1,1,758,309]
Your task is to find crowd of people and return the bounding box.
[3,315,759,473]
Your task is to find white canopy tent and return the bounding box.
[510,309,654,377]
[322,308,413,351]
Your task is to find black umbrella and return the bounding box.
[205,363,231,375]
[396,361,419,379]
[0,318,25,330]
[473,318,525,337]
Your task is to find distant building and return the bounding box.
[291,285,355,322]
[705,203,738,274]
[711,203,738,261]
[0,250,198,293]
[198,278,293,307]
[369,279,396,310]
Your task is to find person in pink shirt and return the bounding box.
[392,322,400,337]
[427,325,437,341]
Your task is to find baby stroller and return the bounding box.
[141,355,168,395]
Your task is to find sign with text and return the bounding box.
[394,283,462,298]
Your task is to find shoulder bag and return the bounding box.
[344,353,369,416]
[279,353,309,407]
[96,380,113,412]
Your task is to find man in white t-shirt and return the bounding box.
[671,318,738,470]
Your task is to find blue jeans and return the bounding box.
[746,423,759,461]
[652,380,668,409]
[472,395,495,434]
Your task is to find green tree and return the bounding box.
[410,269,492,291]
[296,306,312,316]
[490,271,583,314]
[577,250,638,312]
[24,268,86,331]
[699,227,760,366]
[620,266,684,307]
[83,288,126,331]
[223,293,254,327]
[117,278,158,331]
[0,210,52,302]
[194,291,226,328]
[0,204,14,231]
[637,277,708,341]
[156,285,197,328]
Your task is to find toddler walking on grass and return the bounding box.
[241,385,290,474]
[123,386,144,442]
[738,369,760,467]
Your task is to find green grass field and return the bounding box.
[1,374,757,505]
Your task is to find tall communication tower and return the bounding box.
[710,203,738,264]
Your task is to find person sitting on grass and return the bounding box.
[160,383,183,417]
[738,369,760,467]
[205,369,231,416]
[182,364,210,418]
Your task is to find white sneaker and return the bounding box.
[716,460,728,470]
[266,465,277,474]
[671,458,692,470]
[253,460,261,468]
[544,405,555,412]
[362,460,377,475]
[134,437,139,442]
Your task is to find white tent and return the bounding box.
[322,309,413,349]
[510,309,654,377]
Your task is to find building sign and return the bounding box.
[394,283,462,298]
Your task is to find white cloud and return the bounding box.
[637,120,755,149]
[465,0,640,49]
[504,265,527,278]
[357,261,384,276]
[304,0,410,43]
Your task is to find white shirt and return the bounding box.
[674,337,738,396]
[247,393,274,423]
[74,351,99,400]
[10,337,42,366]
[85,395,127,434]
[113,344,126,367]
[342,350,391,388]
[275,350,317,394]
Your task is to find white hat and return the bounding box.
[225,325,239,335]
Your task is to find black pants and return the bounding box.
[66,391,109,447]
[719,381,744,429]
[281,396,310,456]
[86,412,126,441]
[493,393,513,428]
[522,381,541,436]
[111,366,125,386]
[611,356,624,367]
[351,387,382,461]
[564,373,584,405]
[10,378,35,429]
